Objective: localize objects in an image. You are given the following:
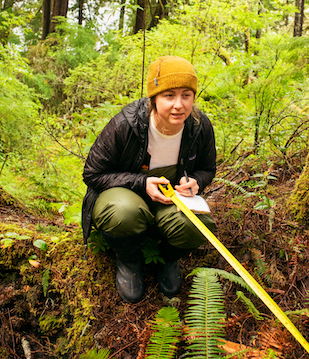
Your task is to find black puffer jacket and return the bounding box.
[82,98,216,241]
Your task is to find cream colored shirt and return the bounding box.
[148,113,184,170]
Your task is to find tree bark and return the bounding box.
[2,0,14,10]
[119,0,125,31]
[255,6,262,39]
[42,0,52,40]
[49,0,69,33]
[148,0,168,29]
[78,0,84,25]
[244,29,250,52]
[293,0,305,37]
[134,0,144,34]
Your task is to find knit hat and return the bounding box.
[147,56,198,98]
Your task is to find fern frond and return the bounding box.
[184,269,226,358]
[236,291,264,320]
[285,308,309,317]
[145,307,182,359]
[213,178,256,198]
[80,348,110,359]
[188,267,254,295]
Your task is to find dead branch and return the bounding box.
[21,337,32,359]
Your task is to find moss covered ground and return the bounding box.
[0,159,308,358]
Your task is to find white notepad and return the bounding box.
[175,191,211,214]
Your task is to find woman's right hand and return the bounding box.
[146,177,173,204]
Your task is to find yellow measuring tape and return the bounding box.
[159,179,309,353]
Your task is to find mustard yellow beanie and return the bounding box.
[147,56,197,98]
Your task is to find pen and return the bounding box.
[184,169,193,196]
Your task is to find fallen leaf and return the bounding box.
[29,259,41,268]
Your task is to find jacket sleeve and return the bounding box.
[191,116,216,194]
[83,115,147,194]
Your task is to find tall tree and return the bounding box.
[134,0,144,33]
[1,0,14,10]
[42,0,69,39]
[293,0,305,37]
[49,0,69,33]
[78,0,84,25]
[42,0,51,40]
[148,0,168,29]
[119,0,125,31]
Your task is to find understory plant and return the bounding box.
[145,307,182,358]
[145,267,259,358]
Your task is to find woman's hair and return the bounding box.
[147,96,201,124]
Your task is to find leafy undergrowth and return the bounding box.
[0,158,308,359]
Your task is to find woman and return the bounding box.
[82,56,216,303]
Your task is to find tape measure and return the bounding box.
[158,179,309,353]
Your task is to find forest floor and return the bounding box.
[0,159,308,359]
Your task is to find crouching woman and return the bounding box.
[82,56,216,303]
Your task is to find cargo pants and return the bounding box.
[92,167,215,253]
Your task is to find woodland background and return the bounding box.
[0,1,308,358]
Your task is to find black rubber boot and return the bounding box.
[157,243,190,298]
[104,232,145,303]
[115,255,144,303]
[157,260,182,298]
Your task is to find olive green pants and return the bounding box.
[92,187,215,249]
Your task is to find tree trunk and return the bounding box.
[49,0,69,33]
[134,0,144,34]
[78,0,84,25]
[284,0,290,26]
[255,6,262,39]
[2,0,14,10]
[119,0,125,31]
[244,29,250,52]
[42,0,52,40]
[293,0,305,37]
[148,0,167,29]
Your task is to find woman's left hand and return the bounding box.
[175,177,199,197]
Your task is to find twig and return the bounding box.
[109,340,138,358]
[7,309,16,354]
[41,121,86,160]
[21,337,32,359]
[208,201,299,227]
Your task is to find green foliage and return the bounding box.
[48,17,99,69]
[27,18,99,109]
[0,10,27,45]
[0,45,41,161]
[145,307,182,359]
[142,237,165,264]
[42,268,50,297]
[80,348,111,359]
[185,268,226,358]
[0,232,31,248]
[287,152,309,223]
[189,267,254,294]
[33,239,48,251]
[62,202,82,225]
[285,308,309,318]
[236,291,264,320]
[39,313,66,334]
[88,230,110,254]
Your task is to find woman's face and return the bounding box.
[154,87,195,135]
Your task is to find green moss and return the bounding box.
[287,152,309,223]
[39,314,67,334]
[0,348,10,357]
[0,220,115,357]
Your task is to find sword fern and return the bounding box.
[184,268,226,358]
[145,307,182,358]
